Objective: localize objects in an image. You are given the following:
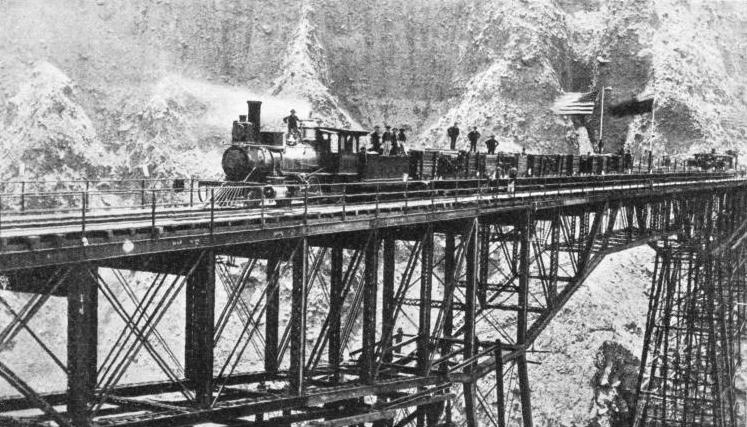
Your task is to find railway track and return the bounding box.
[1,174,741,242]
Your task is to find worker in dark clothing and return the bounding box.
[390,136,400,156]
[447,122,460,150]
[397,128,407,155]
[624,149,633,173]
[283,109,301,140]
[485,135,497,154]
[467,127,480,153]
[370,126,382,153]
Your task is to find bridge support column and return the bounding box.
[329,245,344,384]
[382,236,395,365]
[265,253,280,373]
[463,219,478,427]
[495,340,506,427]
[362,230,379,385]
[441,232,456,425]
[479,223,490,308]
[67,264,98,427]
[185,250,215,408]
[289,238,308,395]
[517,210,533,427]
[416,224,433,427]
[418,224,433,376]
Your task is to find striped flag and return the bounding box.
[551,91,598,115]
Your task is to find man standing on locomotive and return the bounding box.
[283,109,301,140]
[447,122,460,150]
[467,127,480,153]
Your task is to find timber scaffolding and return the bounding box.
[0,172,746,426]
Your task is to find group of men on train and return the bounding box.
[283,109,500,156]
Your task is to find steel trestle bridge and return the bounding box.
[0,171,745,426]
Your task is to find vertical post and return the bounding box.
[549,210,560,305]
[341,184,347,221]
[189,177,194,207]
[185,250,215,408]
[67,264,98,427]
[151,191,156,240]
[329,245,344,383]
[463,219,478,427]
[495,341,506,427]
[265,254,280,373]
[382,236,396,365]
[140,179,146,208]
[289,238,308,395]
[517,210,533,426]
[81,191,87,239]
[210,189,215,236]
[20,181,26,212]
[418,224,434,376]
[362,230,379,384]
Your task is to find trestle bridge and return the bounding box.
[0,172,745,426]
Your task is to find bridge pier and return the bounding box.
[362,230,379,385]
[67,264,98,426]
[516,210,534,427]
[185,249,215,408]
[290,238,308,395]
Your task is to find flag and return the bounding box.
[551,91,598,115]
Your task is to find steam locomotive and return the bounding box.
[206,101,737,204]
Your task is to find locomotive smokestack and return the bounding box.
[247,100,262,140]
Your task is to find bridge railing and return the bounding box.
[0,171,741,249]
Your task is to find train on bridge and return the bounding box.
[209,101,737,204]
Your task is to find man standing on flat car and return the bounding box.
[382,125,394,156]
[467,127,480,153]
[447,122,460,150]
[485,135,497,154]
[397,128,408,155]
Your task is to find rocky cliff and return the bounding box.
[2,0,745,181]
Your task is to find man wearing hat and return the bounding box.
[370,126,382,153]
[485,135,498,154]
[447,122,460,150]
[283,109,301,139]
[382,125,394,156]
[467,126,481,153]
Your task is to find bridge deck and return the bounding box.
[1,174,743,271]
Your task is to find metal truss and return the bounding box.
[0,190,745,426]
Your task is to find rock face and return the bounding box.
[2,0,745,181]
